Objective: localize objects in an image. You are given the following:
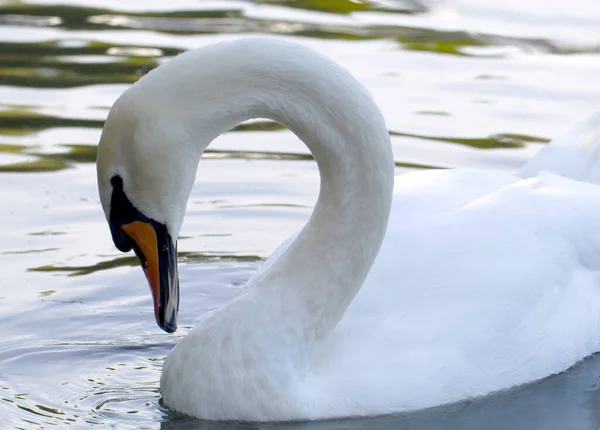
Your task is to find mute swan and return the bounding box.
[96,38,600,421]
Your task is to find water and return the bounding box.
[1,0,599,428]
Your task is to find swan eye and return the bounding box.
[111,175,124,189]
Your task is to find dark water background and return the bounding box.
[1,0,600,428]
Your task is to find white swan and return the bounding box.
[96,38,600,421]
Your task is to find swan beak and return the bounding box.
[121,220,179,333]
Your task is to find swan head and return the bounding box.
[96,88,197,333]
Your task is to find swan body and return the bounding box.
[96,38,600,421]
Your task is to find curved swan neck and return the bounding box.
[133,38,394,340]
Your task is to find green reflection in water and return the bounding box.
[0,41,165,88]
[401,36,485,56]
[0,143,97,172]
[0,1,592,83]
[0,143,25,152]
[2,247,59,255]
[204,149,313,162]
[28,231,67,236]
[204,150,441,170]
[0,0,596,83]
[0,110,103,130]
[231,121,286,132]
[417,110,451,116]
[0,116,284,136]
[262,0,425,14]
[2,385,70,428]
[0,158,64,172]
[17,403,57,419]
[391,130,549,149]
[35,404,65,415]
[0,63,148,88]
[0,144,321,172]
[29,255,139,276]
[0,129,547,173]
[0,4,233,28]
[28,252,263,277]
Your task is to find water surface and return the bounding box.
[1,0,600,428]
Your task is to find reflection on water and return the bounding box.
[29,252,263,276]
[1,0,600,428]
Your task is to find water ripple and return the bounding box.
[1,0,600,428]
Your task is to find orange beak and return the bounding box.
[121,220,179,333]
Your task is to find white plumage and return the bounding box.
[96,38,600,422]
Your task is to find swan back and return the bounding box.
[520,112,600,184]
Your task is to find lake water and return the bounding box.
[1,0,600,428]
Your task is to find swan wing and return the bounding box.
[313,169,600,414]
[520,112,600,184]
